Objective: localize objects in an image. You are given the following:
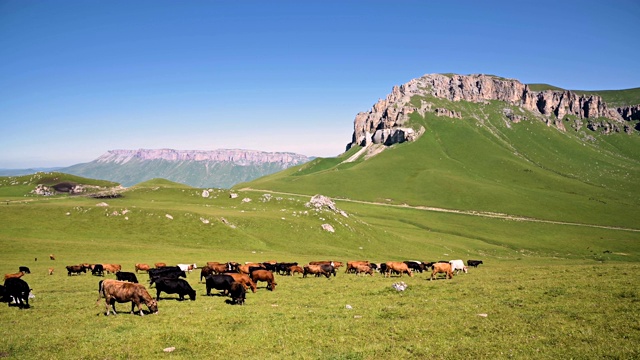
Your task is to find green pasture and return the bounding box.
[1,179,639,359]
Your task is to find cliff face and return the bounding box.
[349,74,634,149]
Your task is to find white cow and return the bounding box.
[449,259,468,274]
[177,263,197,272]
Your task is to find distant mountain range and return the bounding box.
[0,167,63,176]
[3,149,312,188]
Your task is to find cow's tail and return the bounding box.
[96,280,105,305]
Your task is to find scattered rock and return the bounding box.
[165,214,173,220]
[321,224,335,233]
[201,190,210,198]
[229,193,238,199]
[345,304,352,309]
[392,282,408,291]
[163,347,175,353]
[478,313,488,318]
[96,202,109,207]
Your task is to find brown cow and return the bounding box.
[355,264,374,276]
[4,271,25,281]
[309,261,343,269]
[48,268,54,275]
[430,262,454,280]
[303,264,331,279]
[199,266,214,283]
[49,254,55,260]
[289,265,304,276]
[98,279,158,316]
[102,264,122,274]
[135,263,151,273]
[223,273,257,293]
[385,262,413,277]
[346,261,370,273]
[210,263,234,274]
[250,270,277,291]
[154,262,166,268]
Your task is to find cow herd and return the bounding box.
[1,258,483,315]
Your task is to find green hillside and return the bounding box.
[238,96,640,229]
[527,83,640,107]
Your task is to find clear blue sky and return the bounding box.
[1,0,639,168]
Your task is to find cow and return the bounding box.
[98,279,158,316]
[4,271,25,281]
[151,278,196,301]
[91,264,104,276]
[250,270,277,291]
[223,273,257,293]
[289,265,304,276]
[346,261,370,273]
[3,278,31,309]
[303,264,331,279]
[200,266,214,282]
[309,261,343,270]
[49,254,55,260]
[154,262,166,268]
[116,272,139,283]
[177,263,197,272]
[385,262,413,277]
[276,262,298,275]
[404,261,425,273]
[467,260,483,268]
[66,265,86,276]
[430,262,454,280]
[18,266,31,274]
[48,268,54,275]
[205,274,235,296]
[449,260,468,274]
[134,263,151,273]
[262,262,278,272]
[209,263,235,274]
[148,267,186,285]
[229,282,246,305]
[355,264,374,276]
[102,264,122,274]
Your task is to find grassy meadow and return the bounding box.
[1,176,639,359]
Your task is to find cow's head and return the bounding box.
[147,299,159,314]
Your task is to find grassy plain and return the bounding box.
[1,178,639,359]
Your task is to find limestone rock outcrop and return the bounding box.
[348,73,634,150]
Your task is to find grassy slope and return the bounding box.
[240,97,640,229]
[1,182,639,359]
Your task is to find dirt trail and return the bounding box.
[239,188,640,233]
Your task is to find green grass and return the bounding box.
[573,87,640,107]
[1,181,639,359]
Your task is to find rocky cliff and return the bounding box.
[348,73,637,149]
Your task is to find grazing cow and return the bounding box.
[135,263,151,273]
[116,272,139,283]
[346,261,370,273]
[154,262,166,268]
[309,261,342,269]
[200,266,214,282]
[467,260,483,268]
[223,273,257,293]
[98,279,158,316]
[177,263,197,272]
[355,264,374,276]
[18,266,31,274]
[404,261,425,273]
[209,263,235,274]
[250,270,277,291]
[3,278,31,309]
[102,264,122,274]
[92,264,104,276]
[449,260,468,274]
[229,282,246,305]
[289,265,304,276]
[66,265,86,276]
[151,278,196,301]
[303,264,332,279]
[148,267,186,285]
[430,262,454,280]
[48,268,54,275]
[4,271,26,281]
[385,262,413,277]
[262,262,278,272]
[49,254,55,260]
[276,262,298,275]
[205,274,235,296]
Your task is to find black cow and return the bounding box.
[3,278,30,309]
[229,282,246,305]
[320,263,336,277]
[66,265,86,276]
[467,260,483,268]
[205,274,235,296]
[276,262,298,275]
[18,266,31,274]
[115,271,139,283]
[152,278,195,301]
[148,266,187,285]
[92,264,104,276]
[377,263,388,274]
[262,263,278,272]
[403,261,425,273]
